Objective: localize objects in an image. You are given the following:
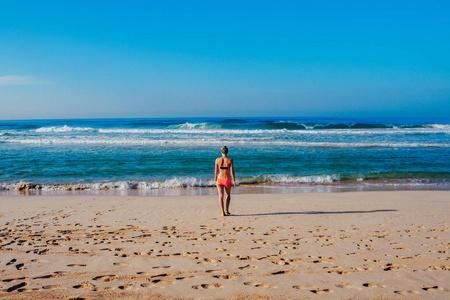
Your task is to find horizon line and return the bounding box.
[1,115,449,122]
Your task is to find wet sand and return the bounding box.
[0,191,449,299]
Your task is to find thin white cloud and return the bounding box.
[0,75,51,86]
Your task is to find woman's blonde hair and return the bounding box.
[221,146,228,154]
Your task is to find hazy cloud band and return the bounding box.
[0,75,51,86]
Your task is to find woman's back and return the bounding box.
[216,157,232,179]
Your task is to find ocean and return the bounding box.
[0,117,449,195]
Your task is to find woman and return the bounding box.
[215,146,236,216]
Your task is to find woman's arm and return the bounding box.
[214,159,218,181]
[231,159,236,188]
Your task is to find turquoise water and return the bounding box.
[0,117,449,193]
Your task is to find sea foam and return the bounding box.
[3,137,449,147]
[1,177,217,192]
[36,125,95,132]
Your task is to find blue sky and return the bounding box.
[1,0,449,119]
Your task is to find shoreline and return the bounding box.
[1,181,449,197]
[0,191,449,299]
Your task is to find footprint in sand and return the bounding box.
[119,285,139,290]
[239,264,257,270]
[192,283,223,289]
[322,243,338,247]
[113,262,130,267]
[73,282,95,289]
[137,272,156,275]
[244,281,277,288]
[363,282,386,288]
[395,290,419,295]
[42,284,65,290]
[31,259,49,263]
[67,264,87,267]
[33,274,57,279]
[253,239,268,244]
[328,270,350,275]
[3,276,27,282]
[141,282,165,288]
[336,283,362,290]
[271,270,294,275]
[236,255,255,261]
[151,273,173,278]
[221,239,240,244]
[93,275,117,282]
[272,260,290,266]
[175,276,195,281]
[422,286,444,291]
[202,257,222,263]
[383,263,405,271]
[213,275,234,279]
[151,279,174,284]
[429,265,450,271]
[153,265,172,269]
[310,288,333,294]
[312,260,333,264]
[206,269,227,273]
[6,282,28,292]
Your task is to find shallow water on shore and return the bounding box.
[2,182,449,197]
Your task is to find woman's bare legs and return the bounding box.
[225,184,232,215]
[217,184,226,216]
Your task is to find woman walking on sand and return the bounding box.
[215,146,236,216]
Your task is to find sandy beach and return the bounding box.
[0,191,449,299]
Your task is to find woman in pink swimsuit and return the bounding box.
[215,146,236,216]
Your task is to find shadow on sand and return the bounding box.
[234,209,397,217]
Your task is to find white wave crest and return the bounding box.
[30,127,450,136]
[36,125,95,132]
[168,122,221,130]
[0,183,16,190]
[91,178,215,190]
[152,177,215,188]
[263,174,340,183]
[99,128,157,133]
[428,124,450,129]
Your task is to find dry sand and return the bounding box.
[0,191,449,299]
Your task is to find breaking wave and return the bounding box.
[167,122,222,130]
[1,177,217,192]
[429,124,450,129]
[240,174,340,184]
[36,125,95,132]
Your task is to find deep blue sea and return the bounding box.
[1,117,449,195]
